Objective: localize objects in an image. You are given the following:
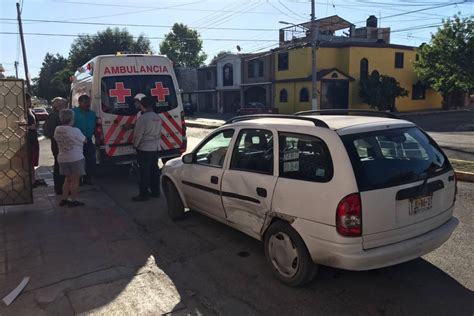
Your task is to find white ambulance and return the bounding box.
[70,53,186,164]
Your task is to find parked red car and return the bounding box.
[237,102,277,115]
[32,108,49,121]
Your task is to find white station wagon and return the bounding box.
[162,111,459,286]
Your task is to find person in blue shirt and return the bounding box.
[73,95,97,185]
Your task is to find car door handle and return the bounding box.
[210,176,219,184]
[256,187,267,198]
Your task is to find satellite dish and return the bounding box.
[236,45,241,52]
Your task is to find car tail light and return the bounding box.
[336,193,362,237]
[95,117,105,145]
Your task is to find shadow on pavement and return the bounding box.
[400,110,474,132]
[94,166,474,315]
[1,164,472,314]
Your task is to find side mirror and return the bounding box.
[182,153,194,164]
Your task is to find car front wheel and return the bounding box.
[164,180,185,220]
[264,221,318,286]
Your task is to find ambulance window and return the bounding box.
[101,75,178,116]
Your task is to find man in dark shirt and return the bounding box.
[23,93,44,188]
[44,97,67,194]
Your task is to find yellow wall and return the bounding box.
[274,45,442,113]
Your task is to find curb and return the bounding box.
[455,170,474,183]
[185,121,223,129]
[398,108,474,117]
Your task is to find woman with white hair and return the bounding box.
[54,109,87,207]
[44,97,68,194]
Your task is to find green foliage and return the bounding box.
[68,28,152,70]
[210,51,232,65]
[414,15,474,109]
[32,53,69,101]
[159,23,207,67]
[359,72,408,112]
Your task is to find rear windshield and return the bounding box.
[342,127,451,191]
[100,75,178,116]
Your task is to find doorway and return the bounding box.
[321,81,349,109]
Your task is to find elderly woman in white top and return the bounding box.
[54,109,87,207]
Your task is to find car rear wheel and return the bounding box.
[164,180,185,220]
[264,221,318,286]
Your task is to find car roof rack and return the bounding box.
[225,114,330,128]
[294,109,399,119]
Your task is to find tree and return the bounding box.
[68,28,152,70]
[32,53,70,101]
[159,23,207,67]
[359,72,408,112]
[415,15,474,109]
[210,51,232,65]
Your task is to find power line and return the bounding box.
[0,18,279,31]
[44,0,289,15]
[279,0,308,19]
[0,31,279,42]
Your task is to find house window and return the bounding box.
[278,53,289,71]
[412,81,426,100]
[258,60,264,77]
[395,52,404,69]
[280,89,288,103]
[360,58,368,81]
[299,88,309,102]
[248,61,255,78]
[223,63,233,86]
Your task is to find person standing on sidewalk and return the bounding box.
[132,96,162,202]
[54,109,87,207]
[73,95,96,185]
[20,93,45,188]
[43,97,67,194]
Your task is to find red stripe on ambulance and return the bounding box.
[161,122,182,147]
[107,116,135,156]
[163,112,183,134]
[104,115,124,144]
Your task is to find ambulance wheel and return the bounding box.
[164,180,185,220]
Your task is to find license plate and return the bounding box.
[409,195,433,215]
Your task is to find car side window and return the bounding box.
[230,129,274,175]
[195,129,234,168]
[279,132,333,182]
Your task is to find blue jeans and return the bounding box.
[83,138,96,179]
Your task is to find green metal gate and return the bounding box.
[0,79,33,205]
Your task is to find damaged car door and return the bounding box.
[220,128,277,238]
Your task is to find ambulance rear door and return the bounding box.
[134,56,185,157]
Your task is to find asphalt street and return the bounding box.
[84,127,473,315]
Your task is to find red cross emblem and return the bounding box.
[109,82,131,103]
[150,82,170,102]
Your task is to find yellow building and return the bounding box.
[274,20,442,114]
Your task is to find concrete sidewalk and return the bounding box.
[0,167,186,315]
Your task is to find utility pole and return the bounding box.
[310,0,318,110]
[14,61,19,78]
[16,2,31,92]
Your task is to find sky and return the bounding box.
[1,0,472,79]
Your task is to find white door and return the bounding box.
[180,129,235,219]
[221,128,277,237]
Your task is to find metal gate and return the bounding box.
[0,79,33,205]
